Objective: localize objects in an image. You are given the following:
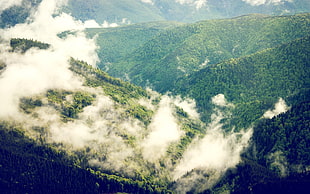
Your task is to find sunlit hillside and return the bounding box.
[0,0,309,193]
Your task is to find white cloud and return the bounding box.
[173,115,252,180]
[142,95,184,162]
[263,98,289,119]
[173,94,253,192]
[242,0,293,6]
[102,20,119,28]
[175,0,208,9]
[83,20,101,28]
[0,0,23,12]
[0,0,99,118]
[141,0,154,5]
[211,94,234,107]
[173,96,200,119]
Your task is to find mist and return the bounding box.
[242,0,293,6]
[142,95,184,162]
[141,0,154,5]
[0,0,256,192]
[0,0,23,12]
[0,0,99,118]
[175,0,208,9]
[172,94,253,193]
[263,97,289,119]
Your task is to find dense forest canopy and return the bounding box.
[0,0,309,193]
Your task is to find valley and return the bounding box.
[0,0,309,193]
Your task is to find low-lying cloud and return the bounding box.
[242,0,293,6]
[175,0,208,9]
[0,0,99,118]
[173,94,253,193]
[263,98,289,119]
[142,95,184,162]
[141,0,154,5]
[0,0,23,12]
[0,1,256,192]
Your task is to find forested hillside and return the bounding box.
[0,0,42,28]
[0,123,161,194]
[175,35,310,127]
[0,39,206,193]
[1,37,309,193]
[86,21,184,71]
[1,1,310,193]
[101,13,310,93]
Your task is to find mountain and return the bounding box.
[0,123,160,194]
[65,0,310,24]
[1,36,309,193]
[0,38,206,193]
[98,13,310,93]
[0,0,42,28]
[86,21,184,71]
[2,0,310,28]
[174,35,310,127]
[1,1,310,193]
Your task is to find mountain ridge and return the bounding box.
[100,13,310,93]
[0,1,310,193]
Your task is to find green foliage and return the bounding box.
[0,123,166,194]
[46,89,95,120]
[253,101,310,171]
[69,58,154,125]
[175,35,310,128]
[0,0,42,28]
[211,96,310,193]
[0,61,6,75]
[65,0,165,24]
[104,13,310,93]
[86,21,183,70]
[10,38,50,53]
[19,97,42,114]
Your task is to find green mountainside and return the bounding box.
[0,0,42,28]
[175,35,310,126]
[0,124,156,194]
[99,13,310,92]
[1,36,309,193]
[1,3,310,192]
[0,39,203,193]
[86,21,184,71]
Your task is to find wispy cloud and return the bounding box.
[142,95,184,162]
[263,98,289,119]
[0,1,258,192]
[242,0,293,6]
[141,0,154,5]
[175,0,208,9]
[173,94,252,192]
[0,0,99,118]
[0,0,23,12]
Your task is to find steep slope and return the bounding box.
[214,99,310,193]
[175,36,310,128]
[0,38,263,193]
[0,38,209,193]
[0,0,42,28]
[0,123,160,194]
[86,21,184,71]
[103,13,310,92]
[1,33,309,194]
